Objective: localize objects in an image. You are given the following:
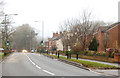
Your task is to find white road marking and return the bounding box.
[26,54,55,75]
[36,65,41,69]
[43,70,55,75]
[30,60,35,65]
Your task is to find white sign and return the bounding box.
[68,46,71,51]
[0,48,4,51]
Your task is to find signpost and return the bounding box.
[76,52,78,59]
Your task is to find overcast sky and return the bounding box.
[4,0,119,39]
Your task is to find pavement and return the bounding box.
[0,52,105,76]
[92,69,119,76]
[50,53,120,76]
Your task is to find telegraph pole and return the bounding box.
[5,14,7,50]
[42,21,44,41]
[1,14,18,51]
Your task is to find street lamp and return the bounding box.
[35,21,44,53]
[35,21,44,41]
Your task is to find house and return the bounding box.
[48,32,63,51]
[94,22,120,51]
[44,41,49,51]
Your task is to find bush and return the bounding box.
[87,51,94,56]
[89,37,98,51]
[71,42,84,54]
[83,50,89,55]
[110,52,114,58]
[96,52,100,56]
[79,51,85,55]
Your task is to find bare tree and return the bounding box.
[60,18,77,51]
[60,11,103,51]
[0,14,17,52]
[103,32,110,52]
[0,0,4,47]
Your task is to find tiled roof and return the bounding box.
[100,26,109,32]
[51,35,61,41]
[100,22,120,32]
[93,22,120,35]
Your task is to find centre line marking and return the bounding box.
[26,54,55,75]
[36,65,41,69]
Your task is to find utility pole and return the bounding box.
[5,14,7,50]
[1,14,18,51]
[35,21,44,41]
[35,20,44,49]
[42,21,44,41]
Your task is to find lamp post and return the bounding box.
[35,21,44,41]
[35,21,44,53]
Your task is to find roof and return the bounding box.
[48,33,63,41]
[51,35,61,41]
[100,26,109,32]
[93,22,120,35]
[101,22,120,32]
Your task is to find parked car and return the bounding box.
[11,49,15,52]
[106,48,113,52]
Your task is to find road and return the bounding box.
[1,53,104,76]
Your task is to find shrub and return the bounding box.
[110,52,114,58]
[71,42,84,54]
[87,51,94,56]
[79,51,85,55]
[96,52,100,56]
[89,37,98,51]
[83,50,89,55]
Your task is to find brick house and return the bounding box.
[48,32,63,51]
[44,41,49,51]
[94,22,120,51]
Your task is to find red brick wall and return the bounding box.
[118,25,120,49]
[95,25,120,51]
[107,25,118,49]
[95,28,104,51]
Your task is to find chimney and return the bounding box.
[56,32,58,36]
[60,31,62,36]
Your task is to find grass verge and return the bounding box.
[43,53,119,69]
[0,53,11,62]
[0,52,4,61]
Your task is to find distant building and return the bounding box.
[48,32,63,51]
[44,41,49,51]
